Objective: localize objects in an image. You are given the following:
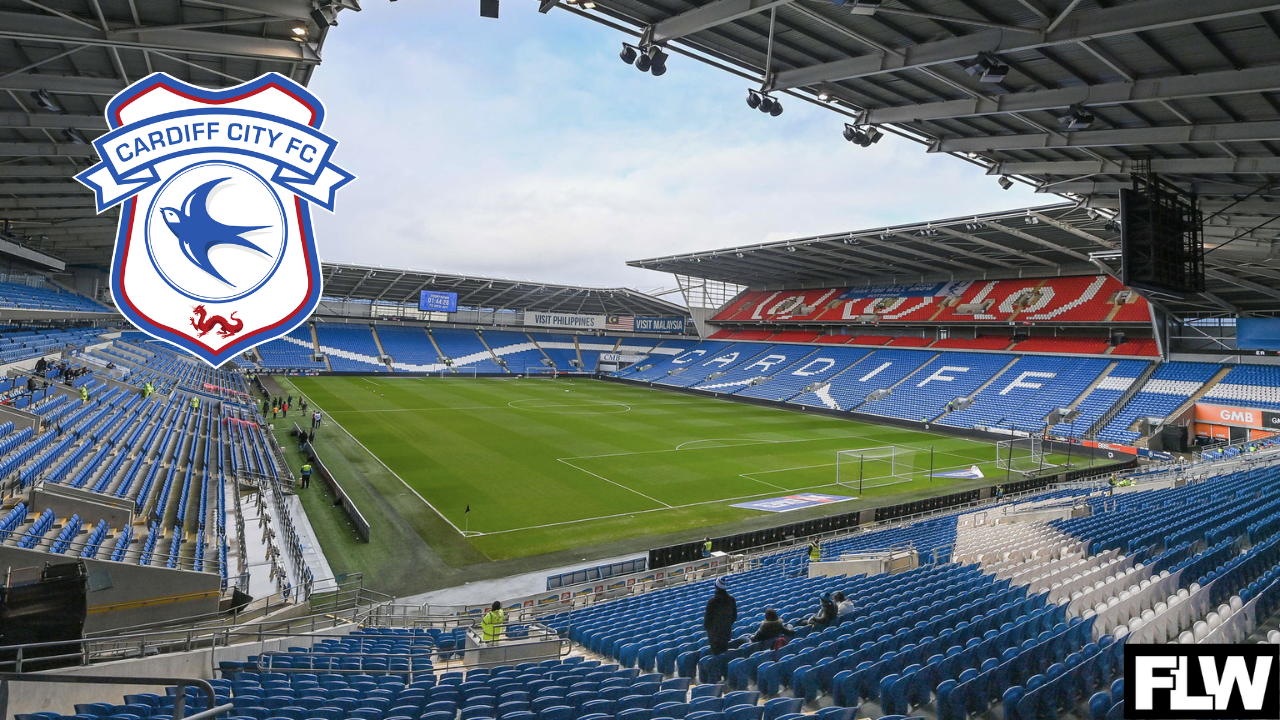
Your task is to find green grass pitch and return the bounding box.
[283,375,1074,563]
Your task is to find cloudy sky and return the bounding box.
[307,0,1041,292]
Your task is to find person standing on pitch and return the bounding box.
[300,461,312,489]
[703,577,737,655]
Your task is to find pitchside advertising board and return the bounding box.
[1127,645,1280,719]
[419,290,458,313]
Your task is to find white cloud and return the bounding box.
[307,2,1041,291]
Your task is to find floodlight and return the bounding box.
[62,128,87,145]
[291,25,308,36]
[620,43,638,64]
[747,90,761,109]
[31,89,60,113]
[998,175,1013,190]
[1058,103,1094,131]
[759,95,775,113]
[647,46,668,76]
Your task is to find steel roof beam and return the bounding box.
[0,10,321,64]
[0,74,125,95]
[0,112,108,130]
[996,156,1280,176]
[865,64,1280,124]
[652,0,796,44]
[935,226,1059,267]
[1045,179,1264,195]
[0,181,91,194]
[1027,211,1115,248]
[0,197,95,209]
[0,207,104,220]
[769,0,1280,91]
[0,143,98,158]
[1206,269,1280,299]
[981,221,1093,262]
[847,234,990,272]
[936,119,1280,154]
[0,166,84,179]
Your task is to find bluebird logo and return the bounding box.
[1126,645,1280,719]
[75,72,353,367]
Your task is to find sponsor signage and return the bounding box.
[634,316,686,333]
[419,290,458,313]
[732,493,853,513]
[1195,403,1280,430]
[523,311,606,330]
[1126,644,1279,719]
[838,281,972,300]
[601,354,647,363]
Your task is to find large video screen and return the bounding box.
[1238,318,1280,351]
[419,291,458,313]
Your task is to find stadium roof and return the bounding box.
[320,262,690,317]
[0,0,357,267]
[628,202,1280,317]
[554,0,1280,243]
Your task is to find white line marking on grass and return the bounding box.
[556,458,673,509]
[675,438,779,451]
[507,398,631,414]
[301,396,470,538]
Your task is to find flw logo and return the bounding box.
[1127,645,1280,719]
[74,73,354,367]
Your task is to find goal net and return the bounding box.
[439,366,479,378]
[835,446,926,491]
[996,436,1055,474]
[524,366,558,378]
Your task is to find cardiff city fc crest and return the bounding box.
[75,72,353,367]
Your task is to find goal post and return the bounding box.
[996,436,1055,475]
[439,366,479,378]
[836,446,929,492]
[524,366,558,378]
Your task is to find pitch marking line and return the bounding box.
[298,396,474,538]
[555,458,672,509]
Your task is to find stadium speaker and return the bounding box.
[479,0,499,18]
[1159,424,1189,453]
[1111,332,1127,346]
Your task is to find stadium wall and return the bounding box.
[0,549,221,633]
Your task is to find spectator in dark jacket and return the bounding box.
[703,577,738,655]
[805,593,839,628]
[751,609,795,645]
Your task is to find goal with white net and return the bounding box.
[524,366,558,378]
[439,366,479,378]
[835,446,928,491]
[996,436,1055,474]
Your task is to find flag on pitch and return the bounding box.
[465,504,471,514]
[606,315,634,331]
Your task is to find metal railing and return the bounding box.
[0,672,230,720]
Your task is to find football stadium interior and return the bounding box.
[4,1,1280,720]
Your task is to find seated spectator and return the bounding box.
[805,593,838,628]
[834,591,855,617]
[750,609,795,647]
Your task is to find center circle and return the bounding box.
[145,160,287,303]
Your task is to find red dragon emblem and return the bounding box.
[190,304,244,339]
